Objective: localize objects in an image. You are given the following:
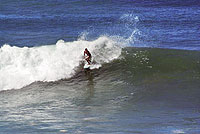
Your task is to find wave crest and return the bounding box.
[0,36,122,91]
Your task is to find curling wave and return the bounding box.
[0,36,122,91]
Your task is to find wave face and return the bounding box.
[111,47,200,83]
[0,36,122,91]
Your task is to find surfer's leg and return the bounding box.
[88,57,91,64]
[85,57,90,64]
[87,59,91,65]
[85,56,91,64]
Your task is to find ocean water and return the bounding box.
[0,0,200,133]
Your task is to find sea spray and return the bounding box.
[0,36,122,91]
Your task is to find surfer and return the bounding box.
[84,48,92,65]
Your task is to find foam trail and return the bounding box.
[0,36,122,91]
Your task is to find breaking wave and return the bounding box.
[0,36,122,91]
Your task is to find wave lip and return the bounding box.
[0,36,122,91]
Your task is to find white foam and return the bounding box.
[120,13,140,24]
[0,36,122,91]
[172,129,185,134]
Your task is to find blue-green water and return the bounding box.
[0,0,200,133]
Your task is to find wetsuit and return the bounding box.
[84,49,92,64]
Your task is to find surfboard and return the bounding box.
[84,64,91,69]
[84,63,101,70]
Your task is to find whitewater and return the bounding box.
[0,36,122,91]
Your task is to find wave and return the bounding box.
[1,39,200,92]
[111,47,200,84]
[0,36,122,91]
[0,14,42,20]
